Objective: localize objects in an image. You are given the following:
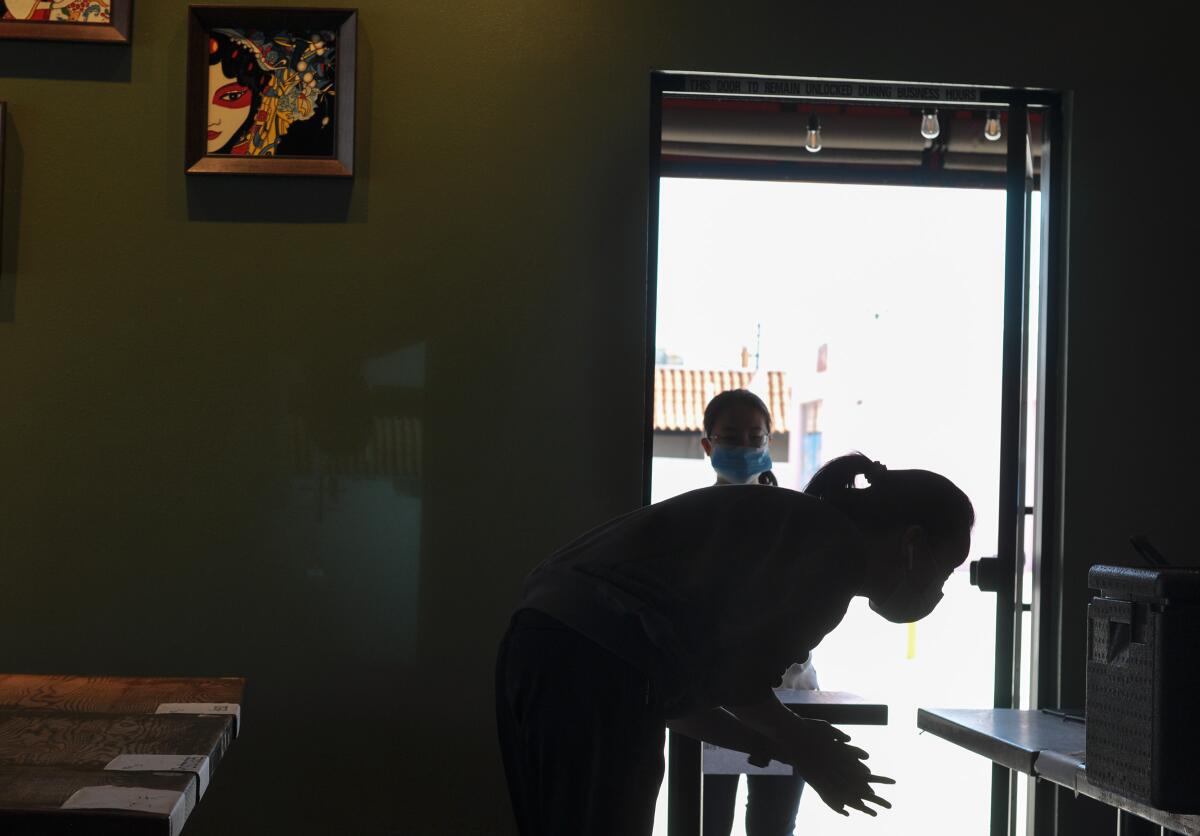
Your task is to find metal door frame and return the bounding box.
[643,70,1067,836]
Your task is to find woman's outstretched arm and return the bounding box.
[666,706,775,760]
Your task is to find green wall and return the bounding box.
[1,3,1192,833]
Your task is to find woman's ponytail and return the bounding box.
[804,451,974,546]
[803,452,884,500]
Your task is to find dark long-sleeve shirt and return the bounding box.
[518,485,865,716]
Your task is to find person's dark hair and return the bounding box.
[803,452,975,546]
[702,388,777,486]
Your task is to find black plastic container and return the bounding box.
[1085,564,1200,812]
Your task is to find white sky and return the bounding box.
[656,178,1010,370]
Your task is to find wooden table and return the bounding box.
[917,708,1200,836]
[0,674,245,836]
[669,690,888,835]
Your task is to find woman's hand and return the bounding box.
[774,718,895,817]
[723,694,894,816]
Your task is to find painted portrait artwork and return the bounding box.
[186,7,355,176]
[206,28,338,159]
[1,0,110,23]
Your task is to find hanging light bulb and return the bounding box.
[920,109,941,140]
[984,110,1002,142]
[805,113,822,153]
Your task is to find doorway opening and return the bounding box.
[644,73,1064,836]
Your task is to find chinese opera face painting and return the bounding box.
[207,28,337,158]
[1,0,110,22]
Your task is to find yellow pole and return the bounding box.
[906,622,917,660]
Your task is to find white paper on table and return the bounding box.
[155,703,242,736]
[61,786,188,836]
[105,754,211,797]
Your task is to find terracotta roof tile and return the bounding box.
[653,368,789,434]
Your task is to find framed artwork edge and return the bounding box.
[0,0,133,44]
[1,102,6,276]
[184,5,357,179]
[185,157,353,178]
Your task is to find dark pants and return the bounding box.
[495,609,667,836]
[703,772,806,836]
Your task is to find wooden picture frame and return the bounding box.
[0,0,132,44]
[0,102,6,274]
[186,6,356,177]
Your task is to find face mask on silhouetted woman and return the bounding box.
[710,445,772,485]
[868,544,946,623]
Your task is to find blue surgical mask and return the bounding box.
[710,445,772,484]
